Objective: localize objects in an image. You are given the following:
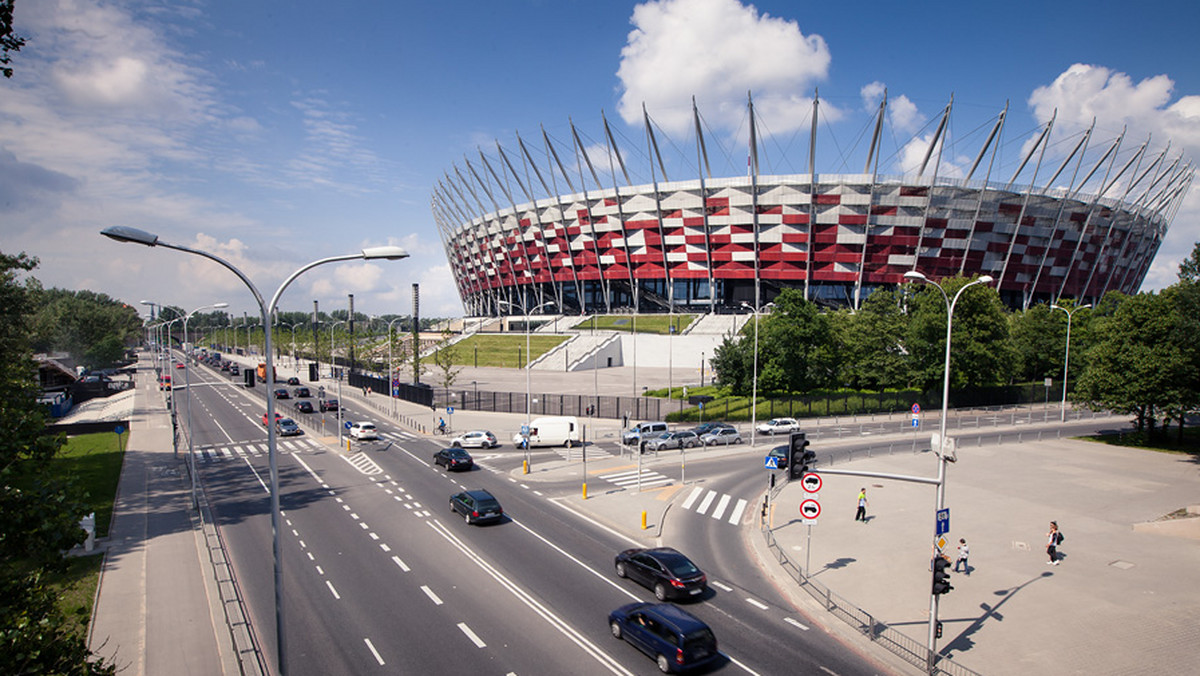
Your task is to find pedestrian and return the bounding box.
[855,488,869,522]
[955,538,970,574]
[1047,521,1062,565]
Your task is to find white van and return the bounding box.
[512,416,580,448]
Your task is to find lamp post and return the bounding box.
[183,302,228,508]
[387,317,405,417]
[328,320,346,378]
[499,299,555,473]
[1050,303,1091,423]
[328,319,347,444]
[741,301,773,446]
[101,225,407,676]
[903,270,993,672]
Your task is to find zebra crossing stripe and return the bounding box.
[711,494,732,521]
[681,486,705,510]
[695,490,718,515]
[728,498,748,525]
[221,447,233,458]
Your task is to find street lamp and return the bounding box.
[387,317,406,417]
[1050,303,1091,423]
[740,301,774,447]
[328,319,347,444]
[183,302,228,509]
[100,225,407,676]
[499,299,555,473]
[903,270,993,670]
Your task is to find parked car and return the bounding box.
[318,398,339,412]
[449,489,503,525]
[614,547,708,601]
[158,375,171,390]
[642,430,701,452]
[286,377,300,386]
[293,387,311,398]
[766,444,789,469]
[293,400,314,414]
[229,365,240,376]
[451,430,498,449]
[756,417,800,435]
[623,421,668,447]
[510,416,580,448]
[701,427,743,446]
[276,418,302,437]
[273,388,290,399]
[608,602,719,674]
[691,421,733,437]
[261,412,282,426]
[348,421,377,440]
[433,447,474,471]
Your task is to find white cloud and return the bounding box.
[890,95,921,135]
[1028,64,1199,291]
[616,0,832,136]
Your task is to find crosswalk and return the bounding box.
[680,486,749,526]
[597,467,674,489]
[196,437,325,462]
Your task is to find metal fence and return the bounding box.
[434,388,665,423]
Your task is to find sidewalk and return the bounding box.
[87,354,243,676]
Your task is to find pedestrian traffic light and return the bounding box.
[788,432,814,480]
[244,369,255,388]
[932,556,953,595]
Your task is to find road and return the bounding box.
[177,356,896,675]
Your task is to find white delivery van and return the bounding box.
[511,416,581,448]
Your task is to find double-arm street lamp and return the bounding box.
[183,302,228,508]
[499,299,555,472]
[903,270,993,671]
[1050,303,1091,423]
[387,317,406,417]
[740,301,774,447]
[101,225,408,676]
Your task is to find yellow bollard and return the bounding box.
[641,510,647,530]
[582,483,588,500]
[346,439,351,452]
[523,459,529,474]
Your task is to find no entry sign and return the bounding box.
[799,499,821,521]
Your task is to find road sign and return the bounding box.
[801,472,822,493]
[937,536,948,551]
[912,403,921,415]
[520,424,529,436]
[799,499,821,521]
[912,417,919,428]
[113,424,125,436]
[764,456,779,470]
[447,406,455,414]
[936,508,950,536]
[344,420,352,429]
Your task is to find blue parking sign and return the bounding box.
[936,508,950,535]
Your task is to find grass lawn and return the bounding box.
[441,334,570,368]
[570,314,695,334]
[1082,425,1200,456]
[55,432,127,538]
[49,553,106,636]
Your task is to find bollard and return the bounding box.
[582,483,588,500]
[523,460,529,475]
[80,512,95,552]
[346,439,351,452]
[641,510,647,530]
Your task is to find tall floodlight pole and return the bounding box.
[183,302,228,508]
[903,270,993,673]
[100,225,407,676]
[1050,303,1091,422]
[328,320,347,444]
[387,317,404,417]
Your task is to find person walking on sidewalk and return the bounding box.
[955,538,970,574]
[1047,521,1062,565]
[854,488,869,522]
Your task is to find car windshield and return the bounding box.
[658,552,701,576]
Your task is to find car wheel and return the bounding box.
[610,621,622,640]
[654,583,667,601]
[452,441,461,447]
[615,561,627,578]
[564,439,573,449]
[656,654,670,673]
[464,512,472,525]
[449,501,455,512]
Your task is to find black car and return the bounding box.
[615,547,707,601]
[766,444,789,469]
[293,400,314,414]
[273,388,290,399]
[294,387,311,398]
[449,489,503,525]
[608,602,719,674]
[433,447,474,471]
[286,377,300,386]
[318,398,339,412]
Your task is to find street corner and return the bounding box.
[553,488,671,547]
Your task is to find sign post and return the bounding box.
[799,498,820,577]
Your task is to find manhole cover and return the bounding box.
[1013,541,1030,551]
[1109,560,1135,570]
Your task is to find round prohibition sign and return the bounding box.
[801,472,822,493]
[799,499,821,520]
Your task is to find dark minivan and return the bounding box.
[609,602,719,673]
[449,489,503,525]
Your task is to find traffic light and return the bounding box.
[932,556,953,595]
[308,362,319,381]
[788,432,814,480]
[244,369,255,388]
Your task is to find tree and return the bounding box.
[1009,303,1067,383]
[905,277,1015,394]
[0,251,115,674]
[430,330,462,392]
[832,288,912,391]
[1,0,24,78]
[1179,242,1200,284]
[755,290,838,393]
[709,327,751,395]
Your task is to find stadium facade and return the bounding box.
[433,96,1192,316]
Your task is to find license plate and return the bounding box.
[688,588,701,595]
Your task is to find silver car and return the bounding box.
[451,430,499,448]
[701,427,742,446]
[643,430,701,452]
[756,417,800,435]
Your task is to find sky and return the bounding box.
[3,0,1199,321]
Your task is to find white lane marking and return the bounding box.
[533,490,543,496]
[695,490,718,515]
[379,543,390,552]
[291,454,324,484]
[350,512,359,520]
[391,556,409,572]
[784,617,810,631]
[326,581,340,599]
[681,486,705,509]
[358,522,369,530]
[315,565,323,575]
[369,533,379,540]
[746,597,768,610]
[420,585,443,606]
[548,498,643,549]
[457,622,486,648]
[711,580,733,592]
[711,494,732,520]
[428,520,633,674]
[729,498,748,525]
[510,518,640,601]
[364,637,385,665]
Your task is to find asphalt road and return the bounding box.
[177,359,897,676]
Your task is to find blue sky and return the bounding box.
[3,0,1198,319]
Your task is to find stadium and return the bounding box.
[432,96,1192,316]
